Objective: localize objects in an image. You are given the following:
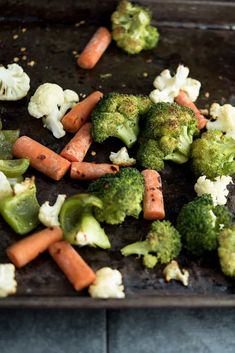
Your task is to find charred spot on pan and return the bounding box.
[37,154,46,160]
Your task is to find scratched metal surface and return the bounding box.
[0,0,235,307]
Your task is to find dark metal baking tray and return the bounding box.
[0,0,235,308]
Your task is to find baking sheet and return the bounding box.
[1,0,235,307]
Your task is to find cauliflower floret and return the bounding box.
[39,194,66,227]
[0,171,13,200]
[0,63,30,101]
[207,103,235,140]
[150,64,201,103]
[163,260,189,286]
[0,264,17,297]
[13,177,35,195]
[28,83,79,138]
[89,267,125,299]
[109,147,136,166]
[194,175,233,206]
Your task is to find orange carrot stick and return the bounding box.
[48,241,96,291]
[175,90,207,129]
[12,136,71,181]
[62,91,103,133]
[141,169,165,220]
[7,227,63,268]
[71,162,119,180]
[77,27,112,69]
[60,123,92,162]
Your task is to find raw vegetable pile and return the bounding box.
[0,0,235,299]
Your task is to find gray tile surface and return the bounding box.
[108,309,235,353]
[0,309,106,353]
[1,309,235,353]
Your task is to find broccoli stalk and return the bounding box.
[191,130,235,179]
[137,102,198,171]
[88,168,145,225]
[121,240,151,256]
[121,220,182,269]
[73,212,110,249]
[176,194,233,256]
[59,194,111,249]
[91,93,152,148]
[115,122,139,147]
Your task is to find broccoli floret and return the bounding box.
[121,220,182,268]
[137,102,198,170]
[191,130,235,179]
[59,194,111,249]
[176,194,232,256]
[92,93,152,148]
[218,225,235,277]
[142,254,158,269]
[88,168,144,225]
[137,138,165,171]
[111,0,159,55]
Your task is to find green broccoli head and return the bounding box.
[91,93,152,148]
[176,194,233,256]
[137,138,165,171]
[191,130,235,179]
[121,220,182,268]
[218,225,235,277]
[88,167,144,225]
[137,102,198,170]
[111,0,159,55]
[59,194,111,249]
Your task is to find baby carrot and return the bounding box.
[60,123,92,162]
[62,91,103,133]
[71,162,119,180]
[175,90,207,129]
[48,241,96,291]
[7,227,63,268]
[141,169,165,220]
[77,27,112,69]
[12,136,71,181]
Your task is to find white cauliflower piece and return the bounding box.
[0,63,30,101]
[207,103,235,140]
[39,194,66,227]
[109,147,136,166]
[89,267,125,299]
[28,83,79,138]
[13,177,35,195]
[0,171,13,200]
[181,78,201,103]
[163,260,189,287]
[150,64,201,103]
[0,264,17,297]
[194,175,233,206]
